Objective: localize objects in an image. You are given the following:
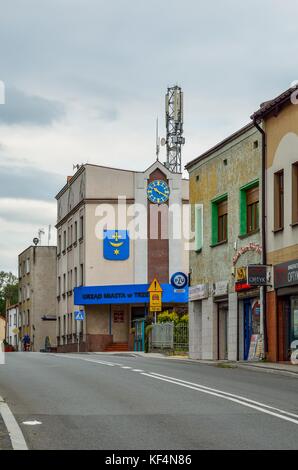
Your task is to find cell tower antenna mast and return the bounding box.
[165,85,185,173]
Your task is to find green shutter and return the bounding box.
[195,205,203,251]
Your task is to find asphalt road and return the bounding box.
[0,352,298,450]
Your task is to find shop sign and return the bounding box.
[235,267,247,282]
[213,281,228,297]
[189,284,209,301]
[274,260,298,289]
[247,265,268,286]
[148,278,162,313]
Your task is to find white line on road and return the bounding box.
[149,372,298,419]
[132,369,144,372]
[0,398,28,450]
[142,373,298,426]
[54,355,122,367]
[121,366,132,369]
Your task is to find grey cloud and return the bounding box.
[0,163,64,201]
[0,88,65,125]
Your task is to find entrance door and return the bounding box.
[218,304,228,360]
[244,300,252,361]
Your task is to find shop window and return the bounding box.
[292,163,298,225]
[239,180,259,236]
[274,170,284,231]
[211,194,228,245]
[194,204,203,251]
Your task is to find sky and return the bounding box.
[1,0,298,273]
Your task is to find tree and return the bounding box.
[0,271,18,315]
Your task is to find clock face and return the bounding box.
[147,180,170,204]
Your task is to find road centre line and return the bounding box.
[142,373,298,426]
[149,372,298,419]
[0,398,28,450]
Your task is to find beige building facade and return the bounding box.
[56,161,189,352]
[18,246,57,351]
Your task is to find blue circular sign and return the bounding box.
[171,272,188,289]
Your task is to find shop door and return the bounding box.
[244,300,252,360]
[218,304,228,360]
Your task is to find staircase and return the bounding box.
[104,342,130,352]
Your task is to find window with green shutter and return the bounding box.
[195,204,203,251]
[239,179,259,236]
[211,194,228,246]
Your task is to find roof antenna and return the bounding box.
[156,117,160,161]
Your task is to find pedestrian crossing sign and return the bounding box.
[74,310,85,321]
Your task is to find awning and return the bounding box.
[74,283,188,306]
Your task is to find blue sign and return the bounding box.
[74,310,85,321]
[171,272,188,289]
[74,283,188,306]
[103,230,130,261]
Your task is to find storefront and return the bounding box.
[274,260,298,361]
[74,283,188,351]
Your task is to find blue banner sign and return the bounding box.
[74,283,188,306]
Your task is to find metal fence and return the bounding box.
[150,322,188,352]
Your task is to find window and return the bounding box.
[239,181,259,236]
[26,284,30,299]
[74,267,77,288]
[247,187,259,233]
[80,215,84,239]
[274,170,284,230]
[211,195,228,245]
[58,276,61,296]
[74,221,78,243]
[292,162,298,225]
[63,274,66,294]
[58,234,61,254]
[194,204,203,251]
[80,264,84,286]
[26,258,30,274]
[27,310,30,326]
[218,200,228,243]
[63,230,66,252]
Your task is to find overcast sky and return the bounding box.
[1,0,298,273]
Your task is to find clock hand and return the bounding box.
[154,188,167,197]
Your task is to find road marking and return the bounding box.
[0,398,28,450]
[132,369,144,372]
[53,355,121,367]
[142,373,298,426]
[149,372,298,419]
[22,420,42,425]
[121,366,132,369]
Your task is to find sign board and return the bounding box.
[114,311,124,323]
[248,334,263,361]
[235,267,247,282]
[74,310,85,321]
[247,265,268,286]
[274,259,298,289]
[189,284,209,301]
[170,272,188,289]
[213,281,228,297]
[148,278,162,313]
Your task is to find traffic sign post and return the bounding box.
[148,278,163,323]
[74,310,85,352]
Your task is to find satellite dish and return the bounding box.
[160,138,166,146]
[33,238,39,246]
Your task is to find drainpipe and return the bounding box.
[253,118,268,356]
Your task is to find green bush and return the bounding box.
[157,310,179,324]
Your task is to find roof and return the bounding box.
[251,84,298,122]
[185,122,254,170]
